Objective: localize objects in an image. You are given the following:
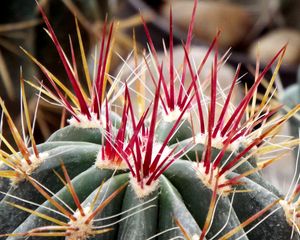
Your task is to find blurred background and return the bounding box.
[0,0,300,192]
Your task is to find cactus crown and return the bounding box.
[1,0,300,240]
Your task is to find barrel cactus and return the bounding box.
[0,1,300,240]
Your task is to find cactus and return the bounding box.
[0,1,300,240]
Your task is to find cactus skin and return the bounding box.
[1,79,298,239]
[0,143,99,234]
[2,124,296,240]
[47,112,122,144]
[8,166,115,239]
[117,184,159,240]
[158,175,202,239]
[156,119,193,145]
[174,139,282,197]
[46,126,105,144]
[164,160,248,240]
[228,172,298,240]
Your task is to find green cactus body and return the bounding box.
[1,1,299,239]
[174,139,282,197]
[156,118,193,145]
[228,172,298,240]
[47,111,122,144]
[0,143,99,233]
[3,91,296,240]
[8,167,118,240]
[8,165,203,240]
[164,160,248,240]
[3,147,296,240]
[47,125,105,144]
[117,184,159,240]
[158,175,202,239]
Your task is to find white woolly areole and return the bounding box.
[68,112,106,129]
[195,133,244,152]
[280,200,300,227]
[12,152,49,185]
[67,206,93,240]
[194,162,231,196]
[95,148,128,170]
[129,175,159,199]
[192,235,200,240]
[127,143,172,198]
[162,106,188,123]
